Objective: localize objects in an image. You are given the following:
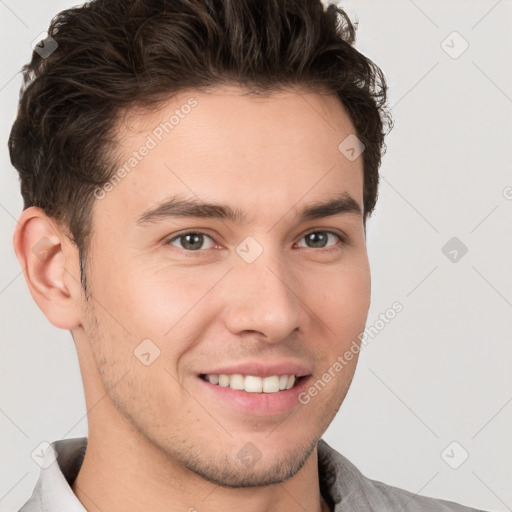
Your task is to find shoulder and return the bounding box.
[362,476,487,512]
[317,439,489,512]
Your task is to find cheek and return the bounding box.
[89,262,229,375]
[87,249,201,333]
[89,233,370,357]
[307,257,371,339]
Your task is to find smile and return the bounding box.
[200,373,303,393]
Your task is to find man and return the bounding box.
[9,0,489,511]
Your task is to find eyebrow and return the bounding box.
[136,192,362,226]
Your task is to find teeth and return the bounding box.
[204,374,297,393]
[245,375,262,393]
[262,376,280,393]
[229,374,245,390]
[218,374,230,387]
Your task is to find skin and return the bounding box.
[13,85,371,512]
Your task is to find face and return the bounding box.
[77,85,371,487]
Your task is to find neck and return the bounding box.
[71,414,329,512]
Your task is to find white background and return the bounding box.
[1,1,511,511]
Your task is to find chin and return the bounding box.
[186,434,319,488]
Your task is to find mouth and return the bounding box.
[196,372,313,416]
[199,373,307,393]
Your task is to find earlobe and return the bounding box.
[12,206,82,330]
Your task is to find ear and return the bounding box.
[12,206,83,330]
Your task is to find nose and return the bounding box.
[220,248,304,344]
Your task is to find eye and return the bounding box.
[165,229,345,253]
[166,231,216,251]
[296,230,344,250]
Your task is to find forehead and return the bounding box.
[98,85,363,228]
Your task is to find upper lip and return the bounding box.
[198,361,311,378]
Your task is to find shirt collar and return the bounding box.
[317,438,374,510]
[27,438,87,512]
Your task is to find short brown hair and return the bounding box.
[8,0,392,296]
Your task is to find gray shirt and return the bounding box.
[18,437,488,511]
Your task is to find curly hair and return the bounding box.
[8,0,392,296]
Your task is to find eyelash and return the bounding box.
[165,229,346,253]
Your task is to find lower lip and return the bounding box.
[197,375,312,416]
